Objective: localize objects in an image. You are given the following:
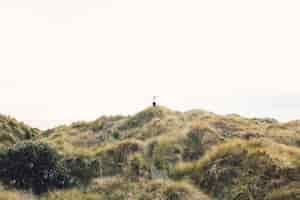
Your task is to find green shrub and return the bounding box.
[0,142,74,194]
[112,131,120,140]
[63,156,101,185]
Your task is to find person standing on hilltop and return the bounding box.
[153,96,158,107]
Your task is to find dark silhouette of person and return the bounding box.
[153,96,157,107]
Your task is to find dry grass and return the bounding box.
[0,190,35,200]
[89,177,211,200]
[1,107,300,199]
[265,184,300,200]
[0,114,39,147]
[173,138,300,200]
[40,189,100,200]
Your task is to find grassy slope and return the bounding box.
[0,106,300,199]
[0,114,40,148]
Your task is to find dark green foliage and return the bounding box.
[112,131,120,140]
[0,142,74,194]
[63,156,100,185]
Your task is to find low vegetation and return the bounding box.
[172,139,300,200]
[0,115,39,148]
[0,106,299,199]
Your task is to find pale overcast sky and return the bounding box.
[1,0,300,129]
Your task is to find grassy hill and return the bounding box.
[0,106,299,199]
[0,114,39,148]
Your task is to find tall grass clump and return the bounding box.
[172,139,300,200]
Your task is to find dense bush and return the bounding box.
[0,142,74,194]
[63,156,100,185]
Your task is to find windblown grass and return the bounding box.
[1,107,300,199]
